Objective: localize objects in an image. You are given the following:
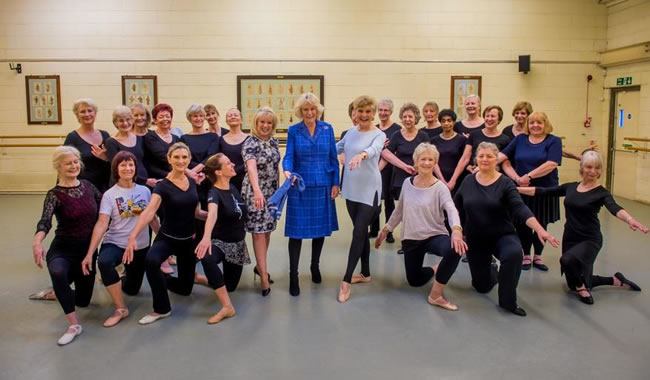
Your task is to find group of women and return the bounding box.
[31,93,647,346]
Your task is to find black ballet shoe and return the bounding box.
[254,266,274,284]
[522,256,532,271]
[575,289,594,305]
[289,273,300,296]
[386,232,395,244]
[532,258,549,272]
[397,249,404,255]
[614,272,641,291]
[500,306,526,316]
[310,265,322,284]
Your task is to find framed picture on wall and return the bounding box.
[122,75,158,110]
[25,75,62,125]
[450,75,482,120]
[237,75,324,136]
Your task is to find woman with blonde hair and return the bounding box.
[454,95,485,138]
[242,107,281,296]
[64,98,111,192]
[420,101,442,138]
[217,108,249,191]
[32,146,102,345]
[283,93,339,296]
[376,143,466,310]
[130,103,152,137]
[499,112,563,272]
[518,151,648,304]
[204,104,229,136]
[105,105,150,186]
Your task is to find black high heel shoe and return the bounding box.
[253,266,274,284]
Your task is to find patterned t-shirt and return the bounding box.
[99,183,151,249]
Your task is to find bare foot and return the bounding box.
[207,306,235,324]
[194,272,209,286]
[350,274,372,284]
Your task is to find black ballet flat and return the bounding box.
[397,249,404,255]
[575,289,594,305]
[501,305,527,316]
[254,266,274,284]
[614,272,641,291]
[386,232,395,244]
[532,258,549,272]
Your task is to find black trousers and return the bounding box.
[517,221,547,257]
[466,234,523,311]
[145,234,196,314]
[560,239,613,290]
[402,235,460,286]
[200,245,244,291]
[46,238,96,315]
[288,237,325,275]
[97,243,148,295]
[343,194,380,283]
[370,168,396,234]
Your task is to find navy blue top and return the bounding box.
[501,134,562,187]
[64,130,111,193]
[180,133,219,168]
[431,133,467,182]
[105,135,148,185]
[387,129,430,190]
[143,130,180,180]
[454,121,485,137]
[153,177,198,239]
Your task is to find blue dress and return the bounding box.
[282,120,339,239]
[501,133,563,225]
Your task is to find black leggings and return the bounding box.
[97,243,148,295]
[370,170,396,233]
[288,237,325,275]
[343,195,380,283]
[201,245,244,291]
[466,234,523,311]
[145,234,196,314]
[517,221,547,257]
[46,238,96,315]
[402,235,460,286]
[560,239,614,290]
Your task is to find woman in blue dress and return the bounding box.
[282,92,339,296]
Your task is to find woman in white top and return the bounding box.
[335,95,386,303]
[82,151,159,327]
[377,143,467,310]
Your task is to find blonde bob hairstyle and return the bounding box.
[524,111,554,135]
[399,102,422,124]
[352,95,377,112]
[422,101,439,113]
[294,92,324,119]
[204,104,219,116]
[112,105,133,124]
[251,107,278,138]
[167,142,191,158]
[52,145,83,170]
[186,104,206,121]
[130,103,151,126]
[72,98,98,117]
[412,142,440,169]
[579,150,602,178]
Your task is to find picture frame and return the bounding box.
[450,76,482,120]
[25,75,62,125]
[122,75,158,110]
[237,75,324,136]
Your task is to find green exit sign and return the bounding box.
[616,77,632,85]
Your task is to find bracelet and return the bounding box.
[452,226,463,232]
[360,152,368,160]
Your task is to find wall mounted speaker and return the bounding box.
[519,55,530,74]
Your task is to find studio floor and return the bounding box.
[1,194,649,380]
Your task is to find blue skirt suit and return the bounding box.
[282,120,339,239]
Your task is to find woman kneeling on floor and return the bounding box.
[81,151,159,328]
[376,143,466,310]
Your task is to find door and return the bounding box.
[607,86,640,200]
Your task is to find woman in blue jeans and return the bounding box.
[82,151,159,328]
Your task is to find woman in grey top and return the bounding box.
[376,143,466,311]
[335,95,386,303]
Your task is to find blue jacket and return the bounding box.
[268,173,305,220]
[282,120,340,187]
